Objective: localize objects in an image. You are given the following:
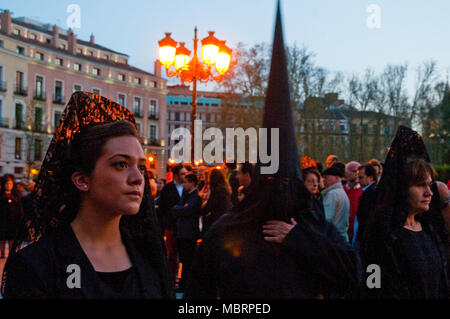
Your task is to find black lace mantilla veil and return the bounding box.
[29,91,139,240]
[1,91,173,297]
[361,125,448,267]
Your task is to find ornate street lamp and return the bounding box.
[158,27,232,163]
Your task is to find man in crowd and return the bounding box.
[368,158,383,182]
[172,173,202,292]
[157,164,187,283]
[322,163,350,242]
[344,161,362,242]
[236,162,254,204]
[353,164,378,249]
[224,162,239,207]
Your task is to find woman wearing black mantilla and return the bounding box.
[1,92,174,299]
[361,126,449,299]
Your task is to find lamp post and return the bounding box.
[158,27,232,163]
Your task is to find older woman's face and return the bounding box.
[304,172,319,195]
[85,136,146,216]
[408,174,433,214]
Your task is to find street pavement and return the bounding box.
[0,245,10,299]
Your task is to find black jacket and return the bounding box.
[157,181,186,231]
[228,170,240,208]
[200,187,232,236]
[360,224,449,299]
[172,189,202,240]
[185,210,362,299]
[355,183,377,243]
[2,225,173,299]
[0,193,24,240]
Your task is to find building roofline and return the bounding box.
[11,18,129,57]
[0,31,168,80]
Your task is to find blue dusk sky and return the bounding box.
[2,0,450,94]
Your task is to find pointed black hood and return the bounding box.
[260,0,301,180]
[230,1,309,225]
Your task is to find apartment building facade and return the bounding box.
[166,84,222,145]
[0,10,168,178]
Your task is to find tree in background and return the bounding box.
[216,42,448,165]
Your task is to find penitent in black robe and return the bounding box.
[184,209,362,299]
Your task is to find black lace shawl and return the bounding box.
[361,126,449,275]
[1,92,174,298]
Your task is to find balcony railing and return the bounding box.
[0,117,9,128]
[14,84,27,96]
[53,94,65,105]
[33,122,45,133]
[14,119,25,130]
[149,139,160,146]
[148,113,159,120]
[133,110,143,118]
[33,90,46,101]
[0,81,7,92]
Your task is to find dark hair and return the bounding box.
[208,168,231,195]
[405,158,436,187]
[172,164,185,176]
[185,173,198,185]
[302,167,321,182]
[359,164,377,180]
[147,170,155,180]
[183,163,193,172]
[239,162,254,176]
[225,162,237,170]
[315,161,323,174]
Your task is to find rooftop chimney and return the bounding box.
[0,10,12,35]
[154,60,162,77]
[52,25,60,48]
[324,92,338,105]
[90,33,95,44]
[67,29,77,55]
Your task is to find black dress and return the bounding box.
[2,224,170,299]
[0,193,23,240]
[96,267,142,298]
[362,225,448,299]
[200,187,232,236]
[393,228,443,298]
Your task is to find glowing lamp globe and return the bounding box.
[201,31,220,67]
[215,41,232,75]
[158,33,177,69]
[174,42,191,71]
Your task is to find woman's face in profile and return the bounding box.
[86,135,146,216]
[408,173,433,214]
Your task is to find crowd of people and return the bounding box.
[0,176,35,259]
[0,93,448,300]
[1,2,449,301]
[143,145,449,299]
